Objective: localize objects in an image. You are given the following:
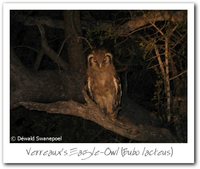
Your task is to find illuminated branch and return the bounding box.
[154,44,166,79]
[15,89,177,143]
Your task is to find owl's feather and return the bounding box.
[113,75,122,109]
[87,77,93,99]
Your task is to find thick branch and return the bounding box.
[16,94,177,143]
[117,11,186,36]
[15,14,64,29]
[37,24,68,71]
[10,49,85,108]
[15,11,186,37]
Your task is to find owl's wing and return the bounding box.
[86,76,94,100]
[113,75,122,108]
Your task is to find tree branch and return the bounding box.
[37,24,69,71]
[16,90,177,143]
[154,44,166,79]
[170,70,187,81]
[15,11,186,37]
[117,11,186,36]
[16,14,64,29]
[34,49,44,70]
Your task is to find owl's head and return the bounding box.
[87,49,113,70]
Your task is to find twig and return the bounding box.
[150,22,164,36]
[57,38,68,57]
[34,49,44,70]
[14,45,39,53]
[154,44,166,79]
[78,36,93,49]
[164,37,171,123]
[170,70,187,81]
[147,63,160,70]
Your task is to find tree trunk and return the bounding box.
[10,50,84,109]
[63,11,86,73]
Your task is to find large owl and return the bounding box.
[86,49,122,121]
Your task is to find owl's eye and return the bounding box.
[103,58,107,63]
[93,59,98,63]
[103,56,109,64]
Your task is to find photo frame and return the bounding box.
[3,2,194,163]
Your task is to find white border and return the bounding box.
[3,2,194,163]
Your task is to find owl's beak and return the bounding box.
[99,63,102,68]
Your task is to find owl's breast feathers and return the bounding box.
[87,68,121,106]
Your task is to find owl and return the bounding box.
[86,49,122,121]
